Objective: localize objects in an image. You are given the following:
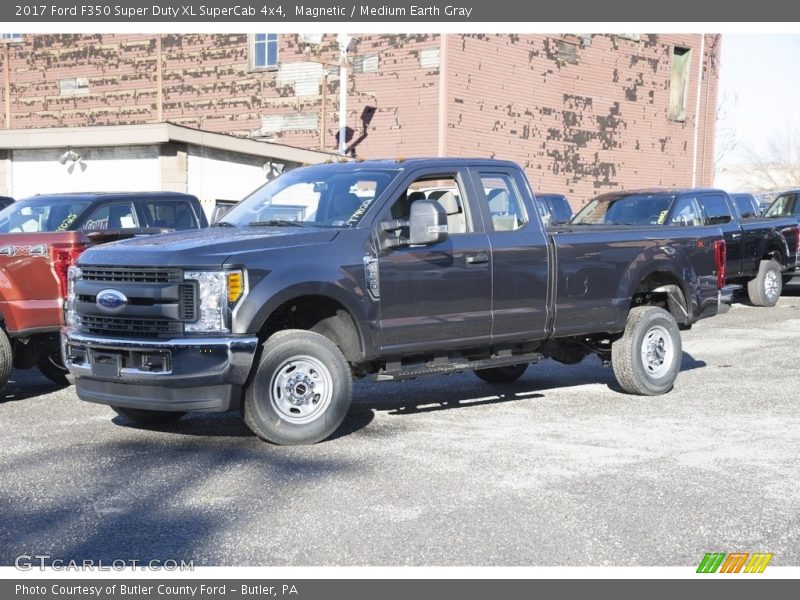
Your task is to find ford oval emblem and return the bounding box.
[96,289,128,313]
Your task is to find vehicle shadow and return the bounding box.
[0,369,67,404]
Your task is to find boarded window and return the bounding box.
[353,55,379,74]
[668,46,692,122]
[556,40,578,65]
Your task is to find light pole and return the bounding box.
[336,34,357,156]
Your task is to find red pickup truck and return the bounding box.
[0,192,207,391]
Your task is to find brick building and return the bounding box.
[0,33,720,210]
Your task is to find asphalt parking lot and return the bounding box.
[1,283,799,567]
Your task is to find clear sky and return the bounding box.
[715,34,800,186]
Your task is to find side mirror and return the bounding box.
[409,199,448,245]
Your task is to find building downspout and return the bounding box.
[3,43,11,129]
[156,34,164,122]
[691,33,705,187]
[437,34,448,157]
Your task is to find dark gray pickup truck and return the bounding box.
[572,188,800,306]
[62,159,730,445]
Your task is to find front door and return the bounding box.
[376,170,492,354]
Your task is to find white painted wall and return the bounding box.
[10,146,160,199]
[187,145,272,218]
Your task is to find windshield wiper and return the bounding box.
[248,220,305,227]
[210,221,235,227]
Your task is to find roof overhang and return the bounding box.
[0,122,338,165]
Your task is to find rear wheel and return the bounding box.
[474,364,528,384]
[112,407,186,424]
[0,329,12,392]
[37,352,72,386]
[747,259,782,307]
[243,330,353,445]
[612,306,682,396]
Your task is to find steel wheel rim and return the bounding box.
[640,325,674,379]
[764,269,780,302]
[269,355,333,424]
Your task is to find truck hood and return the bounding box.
[77,226,340,268]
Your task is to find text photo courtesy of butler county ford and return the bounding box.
[0,32,799,567]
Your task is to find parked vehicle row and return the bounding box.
[59,159,732,445]
[571,188,800,307]
[0,192,207,392]
[7,162,797,447]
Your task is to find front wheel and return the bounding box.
[475,364,528,384]
[612,306,682,396]
[243,330,353,445]
[0,329,12,393]
[747,259,782,307]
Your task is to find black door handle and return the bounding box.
[466,252,489,265]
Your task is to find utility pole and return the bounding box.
[336,33,351,156]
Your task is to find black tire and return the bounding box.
[37,352,72,386]
[243,329,353,445]
[112,406,186,424]
[611,306,682,396]
[747,259,782,307]
[0,328,12,392]
[475,363,528,384]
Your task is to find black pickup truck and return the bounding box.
[762,190,800,283]
[62,159,730,445]
[572,189,800,307]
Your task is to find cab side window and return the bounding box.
[81,203,138,230]
[668,196,703,226]
[479,173,527,232]
[387,175,470,235]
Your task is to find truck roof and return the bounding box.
[596,188,727,198]
[25,191,198,202]
[299,158,520,171]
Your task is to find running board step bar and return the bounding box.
[370,352,543,382]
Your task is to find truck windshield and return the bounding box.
[223,166,399,228]
[764,192,800,217]
[0,198,93,233]
[572,193,674,225]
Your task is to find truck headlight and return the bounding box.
[65,266,82,327]
[184,270,246,333]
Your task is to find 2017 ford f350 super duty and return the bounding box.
[62,159,731,445]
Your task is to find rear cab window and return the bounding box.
[701,194,734,225]
[478,172,528,232]
[145,200,200,230]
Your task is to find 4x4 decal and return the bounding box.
[0,244,47,257]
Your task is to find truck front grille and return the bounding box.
[80,266,183,284]
[80,315,183,338]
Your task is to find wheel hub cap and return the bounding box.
[640,325,674,378]
[765,270,779,301]
[269,355,333,424]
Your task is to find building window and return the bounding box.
[252,34,278,70]
[668,46,692,122]
[1,34,23,43]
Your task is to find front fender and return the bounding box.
[233,263,378,360]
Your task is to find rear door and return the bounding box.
[376,168,492,354]
[471,168,550,344]
[700,192,743,277]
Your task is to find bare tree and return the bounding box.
[736,128,800,191]
[714,92,738,169]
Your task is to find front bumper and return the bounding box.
[62,329,259,412]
